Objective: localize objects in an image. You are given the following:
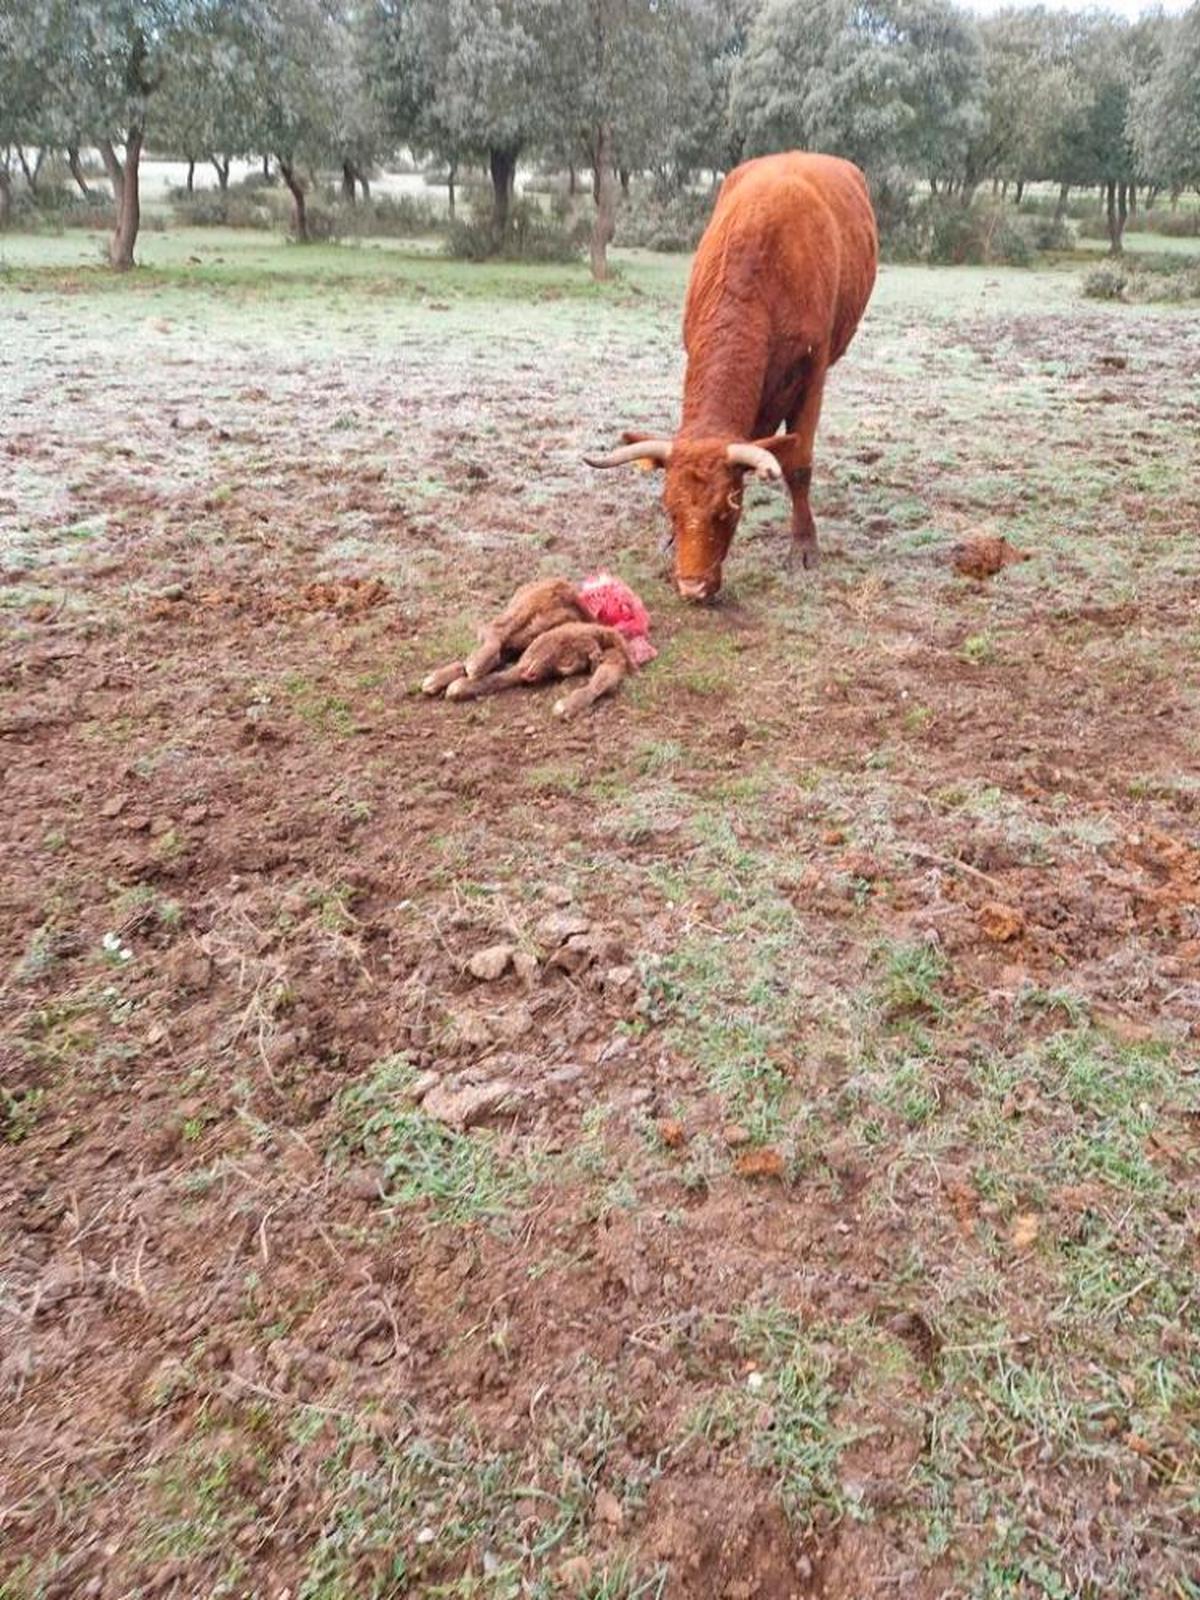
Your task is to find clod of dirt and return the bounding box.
[735,1148,785,1180]
[978,901,1025,943]
[723,1124,751,1148]
[422,1080,525,1129]
[950,535,1031,580]
[557,1556,592,1591]
[467,944,515,982]
[593,1487,625,1529]
[1010,1213,1041,1251]
[534,910,592,950]
[658,1119,687,1149]
[1098,353,1128,370]
[549,934,595,976]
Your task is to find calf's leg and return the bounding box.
[445,663,528,701]
[422,661,468,695]
[553,650,628,720]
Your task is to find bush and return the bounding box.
[444,197,584,263]
[169,190,272,229]
[884,196,1042,266]
[1082,257,1200,303]
[2,183,118,232]
[1081,263,1129,300]
[614,187,714,252]
[1132,207,1200,238]
[329,194,446,238]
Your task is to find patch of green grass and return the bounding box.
[877,939,949,1020]
[337,1056,539,1229]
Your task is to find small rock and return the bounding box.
[344,1168,381,1201]
[182,803,209,826]
[423,1080,525,1129]
[723,1123,751,1148]
[100,794,129,819]
[658,1119,686,1148]
[602,964,637,994]
[468,944,514,982]
[445,1008,493,1051]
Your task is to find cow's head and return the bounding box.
[585,432,795,601]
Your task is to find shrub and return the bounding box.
[614,187,714,252]
[329,194,446,238]
[883,197,1039,266]
[1082,258,1200,303]
[444,197,583,263]
[1082,263,1129,300]
[169,190,272,228]
[1133,208,1200,238]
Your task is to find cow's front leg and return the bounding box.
[786,464,818,569]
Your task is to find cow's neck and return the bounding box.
[678,315,769,441]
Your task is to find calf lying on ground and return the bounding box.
[421,574,654,719]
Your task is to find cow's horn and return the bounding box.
[584,439,673,468]
[726,442,783,480]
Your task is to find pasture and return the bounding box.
[2,229,1199,1600]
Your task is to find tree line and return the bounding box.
[2,0,1198,274]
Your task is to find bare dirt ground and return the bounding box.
[2,234,1199,1600]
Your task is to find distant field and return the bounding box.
[2,229,1198,1600]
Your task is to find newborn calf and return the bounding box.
[422,573,654,717]
[445,622,633,720]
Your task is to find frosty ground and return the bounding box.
[2,229,1199,1600]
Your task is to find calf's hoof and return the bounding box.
[422,662,466,695]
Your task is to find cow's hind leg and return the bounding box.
[782,362,827,570]
[553,650,628,720]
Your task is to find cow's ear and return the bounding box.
[749,432,799,461]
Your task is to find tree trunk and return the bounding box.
[1128,183,1137,217]
[0,166,11,226]
[99,138,124,201]
[262,154,270,180]
[589,124,616,283]
[17,147,39,194]
[211,155,230,191]
[278,159,308,240]
[67,146,92,197]
[1014,179,1025,205]
[358,170,370,201]
[489,147,517,244]
[1106,179,1126,257]
[568,162,576,196]
[186,159,195,194]
[106,128,142,270]
[1054,181,1070,221]
[447,157,456,220]
[618,166,630,198]
[342,160,356,204]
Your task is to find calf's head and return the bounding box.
[586,432,795,601]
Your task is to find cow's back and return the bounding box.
[685,152,877,369]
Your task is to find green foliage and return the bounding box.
[1082,257,1200,304]
[445,196,584,262]
[614,186,714,252]
[885,196,1051,266]
[731,0,984,183]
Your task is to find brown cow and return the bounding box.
[586,151,877,601]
